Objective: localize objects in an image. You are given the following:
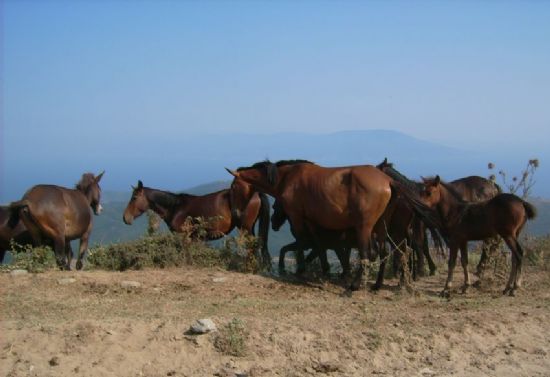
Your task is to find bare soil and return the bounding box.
[1,266,549,377]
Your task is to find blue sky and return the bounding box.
[1,1,549,200]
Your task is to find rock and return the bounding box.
[49,356,60,366]
[10,269,28,276]
[57,278,76,285]
[190,318,217,334]
[120,280,141,289]
[212,277,227,283]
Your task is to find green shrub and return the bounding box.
[1,241,57,273]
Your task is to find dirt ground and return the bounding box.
[1,264,549,377]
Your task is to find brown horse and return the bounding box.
[0,206,34,263]
[271,198,352,278]
[376,159,438,278]
[227,160,440,292]
[122,180,270,265]
[448,176,502,274]
[420,176,536,296]
[8,172,105,270]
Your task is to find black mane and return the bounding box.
[376,160,423,193]
[237,159,314,185]
[145,188,194,209]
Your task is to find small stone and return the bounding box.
[57,278,76,285]
[10,269,28,276]
[190,318,217,334]
[49,356,60,366]
[120,280,141,289]
[212,277,227,283]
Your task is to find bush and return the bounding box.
[1,241,57,273]
[87,232,226,271]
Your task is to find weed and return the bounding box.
[214,318,248,357]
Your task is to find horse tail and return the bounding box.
[389,180,448,246]
[257,192,271,270]
[522,200,537,220]
[8,200,30,228]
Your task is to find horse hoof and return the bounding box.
[461,285,470,294]
[76,261,83,270]
[440,290,451,298]
[429,269,437,276]
[508,289,516,297]
[502,288,511,296]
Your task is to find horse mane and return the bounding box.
[376,159,423,193]
[75,173,97,192]
[145,188,194,209]
[237,159,314,185]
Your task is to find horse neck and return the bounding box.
[75,186,94,206]
[437,185,467,228]
[145,188,188,223]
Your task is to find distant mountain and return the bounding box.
[3,129,548,202]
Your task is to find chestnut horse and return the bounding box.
[227,160,441,292]
[0,206,34,263]
[420,176,536,296]
[8,172,105,270]
[122,180,270,266]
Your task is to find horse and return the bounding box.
[122,180,270,266]
[0,206,34,263]
[376,158,438,278]
[271,199,352,278]
[420,175,536,296]
[226,160,441,292]
[448,176,502,275]
[8,172,105,270]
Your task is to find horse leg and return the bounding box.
[373,241,387,291]
[335,247,351,281]
[502,236,521,296]
[514,239,525,292]
[76,233,90,271]
[316,248,330,276]
[66,243,73,269]
[278,242,297,274]
[348,224,374,292]
[53,237,68,270]
[423,231,437,276]
[459,242,471,293]
[441,243,459,298]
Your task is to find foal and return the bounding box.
[420,176,536,296]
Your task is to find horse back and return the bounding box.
[22,185,92,239]
[174,190,233,234]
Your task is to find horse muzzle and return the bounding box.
[123,213,133,225]
[94,204,103,215]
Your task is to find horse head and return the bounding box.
[123,180,149,225]
[76,171,104,215]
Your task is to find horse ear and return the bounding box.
[137,180,143,189]
[383,157,388,164]
[434,175,441,185]
[95,170,105,183]
[225,168,239,178]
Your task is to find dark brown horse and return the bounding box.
[8,172,105,270]
[122,180,270,265]
[448,176,502,274]
[376,159,439,278]
[420,176,536,296]
[0,206,34,263]
[227,160,440,292]
[271,199,352,278]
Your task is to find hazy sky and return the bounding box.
[1,1,550,199]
